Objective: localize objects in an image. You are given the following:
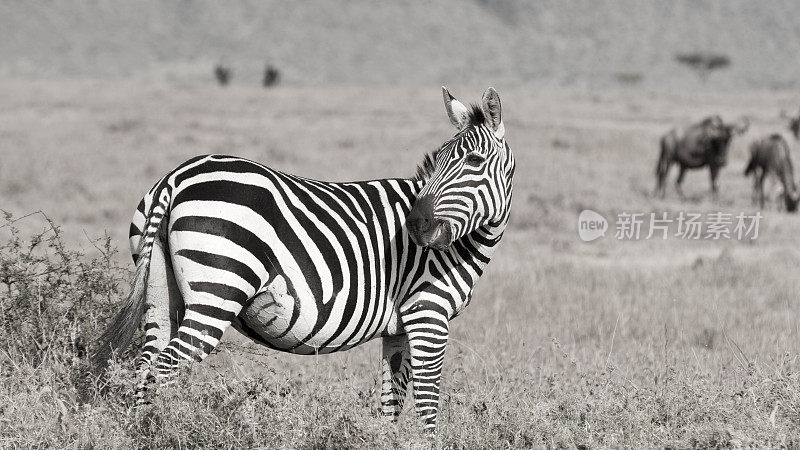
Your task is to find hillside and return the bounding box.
[1,0,799,90]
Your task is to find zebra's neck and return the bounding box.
[454,209,508,275]
[401,179,508,306]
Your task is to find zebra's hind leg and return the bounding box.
[135,236,184,404]
[149,285,250,381]
[380,334,411,420]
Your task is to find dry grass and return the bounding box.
[3,78,800,447]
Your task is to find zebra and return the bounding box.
[92,87,515,432]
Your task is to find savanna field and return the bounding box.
[3,78,800,448]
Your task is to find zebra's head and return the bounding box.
[407,87,514,250]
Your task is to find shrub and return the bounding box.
[675,51,731,82]
[0,211,127,370]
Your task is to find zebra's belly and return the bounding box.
[233,274,402,354]
[237,274,305,349]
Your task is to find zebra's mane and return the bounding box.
[412,105,485,183]
[412,148,440,183]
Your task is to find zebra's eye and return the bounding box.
[465,153,485,167]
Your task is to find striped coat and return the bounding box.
[94,87,514,431]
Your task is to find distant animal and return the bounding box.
[655,115,749,199]
[92,87,515,433]
[781,108,800,140]
[263,64,280,87]
[214,63,231,86]
[744,134,799,211]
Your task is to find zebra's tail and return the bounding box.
[91,186,171,372]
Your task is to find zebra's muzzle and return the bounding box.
[407,195,453,249]
[426,221,453,250]
[408,221,452,250]
[408,219,452,249]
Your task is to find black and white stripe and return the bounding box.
[97,87,515,432]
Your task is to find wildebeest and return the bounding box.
[263,64,280,87]
[214,63,231,86]
[744,134,799,211]
[655,115,749,199]
[781,108,800,140]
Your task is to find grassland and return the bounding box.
[3,78,800,447]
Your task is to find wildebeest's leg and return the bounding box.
[380,334,411,420]
[400,301,449,432]
[750,169,760,206]
[756,171,766,209]
[709,165,720,201]
[655,137,673,199]
[675,166,687,199]
[655,160,671,198]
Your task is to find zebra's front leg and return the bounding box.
[401,303,449,432]
[380,334,411,419]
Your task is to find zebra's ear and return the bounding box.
[442,86,469,130]
[481,87,504,139]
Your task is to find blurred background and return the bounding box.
[1,0,799,90]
